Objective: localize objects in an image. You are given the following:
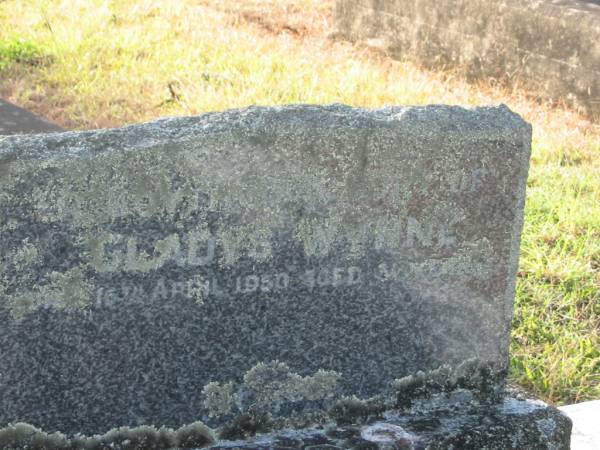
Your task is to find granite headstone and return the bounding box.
[0,104,531,435]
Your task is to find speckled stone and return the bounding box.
[206,393,571,450]
[0,104,531,435]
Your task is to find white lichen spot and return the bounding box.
[12,239,41,271]
[188,275,207,305]
[243,360,340,407]
[48,267,94,311]
[499,397,547,415]
[202,381,235,417]
[6,295,36,320]
[5,218,19,230]
[6,267,94,319]
[292,369,341,401]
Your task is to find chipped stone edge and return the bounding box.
[502,119,533,364]
[0,103,530,160]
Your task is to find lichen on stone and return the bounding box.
[202,361,341,420]
[202,381,235,417]
[218,409,273,441]
[5,294,36,320]
[48,267,94,311]
[242,361,341,408]
[188,275,207,305]
[5,266,94,319]
[10,238,41,271]
[391,358,504,408]
[0,421,215,450]
[329,396,385,426]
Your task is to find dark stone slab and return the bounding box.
[207,394,571,450]
[0,99,63,135]
[0,104,531,435]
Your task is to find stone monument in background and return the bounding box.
[334,0,600,121]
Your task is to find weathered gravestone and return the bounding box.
[0,104,571,448]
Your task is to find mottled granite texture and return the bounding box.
[0,104,531,435]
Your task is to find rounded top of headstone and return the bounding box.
[0,104,530,160]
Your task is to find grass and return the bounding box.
[0,37,51,71]
[0,0,598,405]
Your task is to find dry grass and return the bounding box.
[0,0,598,404]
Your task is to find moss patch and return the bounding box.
[202,361,341,418]
[0,37,52,71]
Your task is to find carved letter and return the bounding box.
[127,234,180,272]
[186,230,215,266]
[406,217,433,247]
[87,233,123,273]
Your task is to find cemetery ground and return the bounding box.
[0,0,598,407]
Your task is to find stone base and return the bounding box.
[0,392,569,449]
[210,393,571,450]
[0,358,572,450]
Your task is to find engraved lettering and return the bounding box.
[332,267,345,286]
[275,272,289,290]
[260,274,273,292]
[243,275,260,293]
[171,281,187,298]
[302,270,316,289]
[316,269,330,287]
[127,234,180,272]
[347,266,361,285]
[186,231,215,266]
[151,278,168,300]
[406,217,433,247]
[88,234,123,272]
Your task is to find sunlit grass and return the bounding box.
[0,0,598,405]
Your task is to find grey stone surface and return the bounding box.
[559,400,600,450]
[0,98,63,135]
[0,104,531,435]
[334,0,600,120]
